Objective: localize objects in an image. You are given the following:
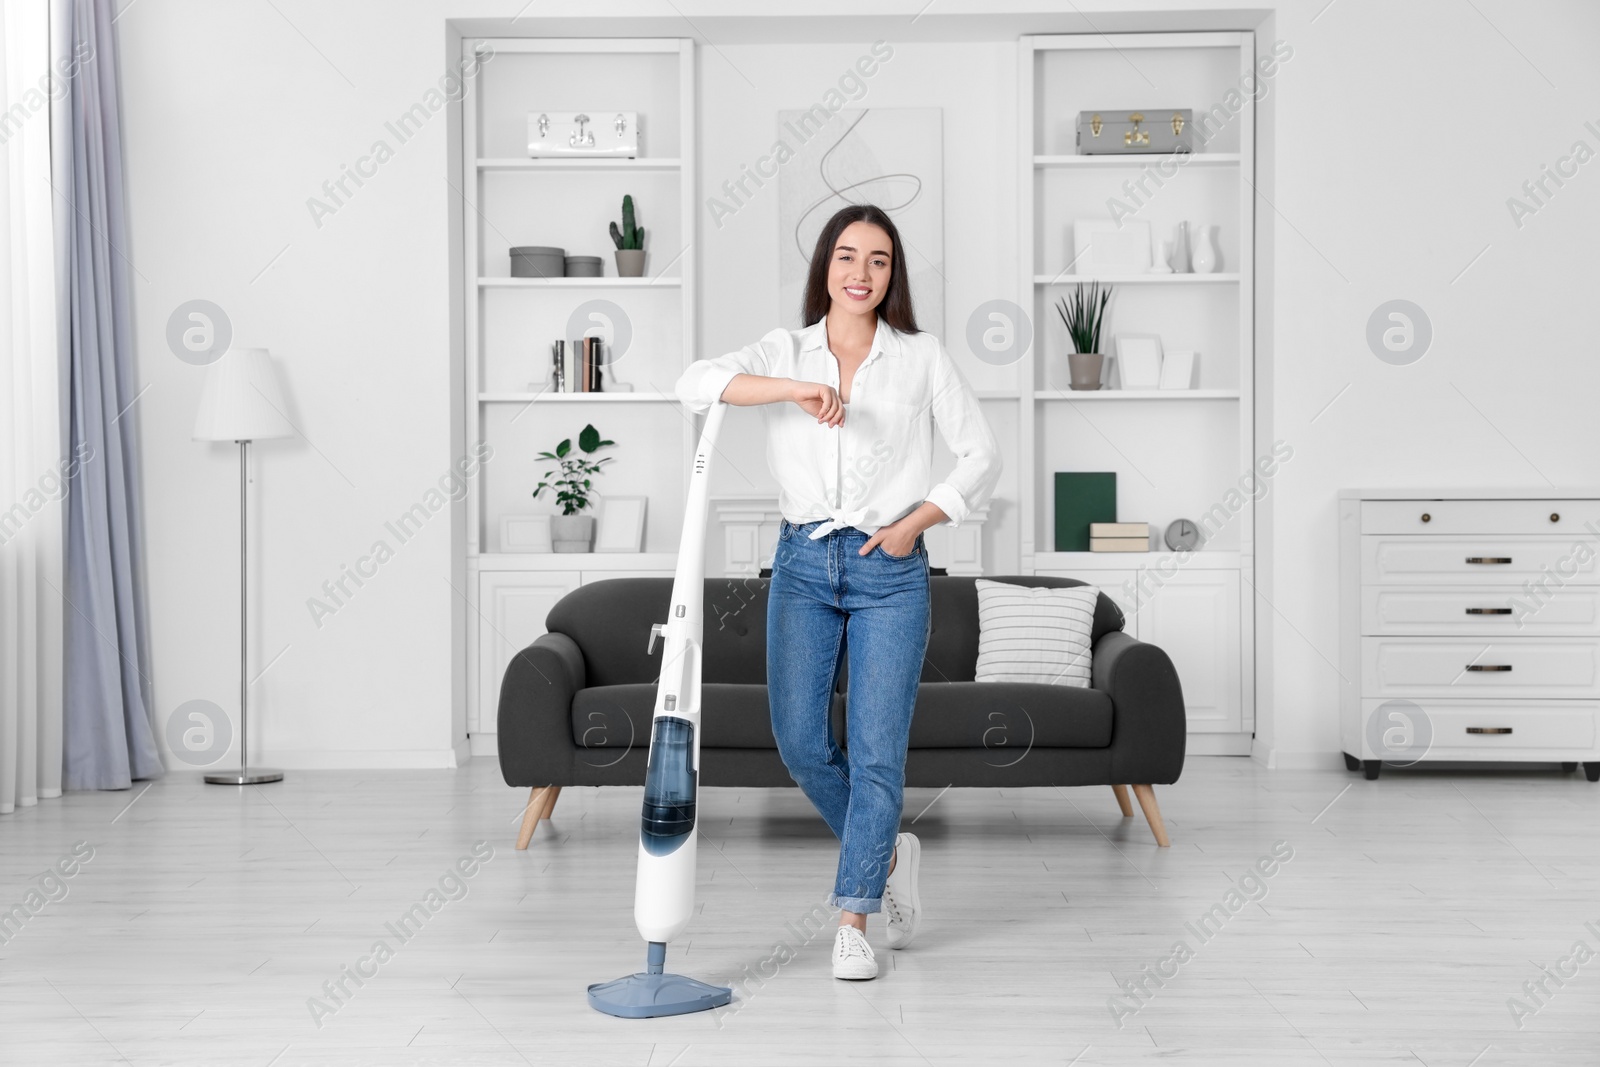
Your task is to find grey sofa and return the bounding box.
[496,575,1186,849]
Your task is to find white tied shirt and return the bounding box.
[674,318,1002,540]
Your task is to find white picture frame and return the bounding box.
[501,515,553,553]
[1159,350,1197,390]
[1115,334,1164,390]
[596,495,647,552]
[1072,219,1151,275]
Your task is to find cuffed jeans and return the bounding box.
[767,517,931,914]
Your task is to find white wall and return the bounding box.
[1260,0,1600,765]
[114,0,1600,769]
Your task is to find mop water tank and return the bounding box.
[640,716,696,856]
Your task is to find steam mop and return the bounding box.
[587,400,735,1018]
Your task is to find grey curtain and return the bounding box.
[60,0,161,790]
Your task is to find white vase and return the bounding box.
[1170,221,1191,272]
[1192,224,1220,274]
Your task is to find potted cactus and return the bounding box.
[534,423,616,552]
[610,194,646,277]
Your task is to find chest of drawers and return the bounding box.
[1338,489,1600,781]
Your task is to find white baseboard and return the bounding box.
[451,737,473,767]
[1185,733,1253,756]
[237,748,466,770]
[1253,745,1350,771]
[469,732,499,758]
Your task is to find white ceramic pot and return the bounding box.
[551,514,595,553]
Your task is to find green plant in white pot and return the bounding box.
[1054,281,1113,391]
[609,194,646,277]
[534,423,616,552]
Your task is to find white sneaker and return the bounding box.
[832,924,878,980]
[882,832,921,949]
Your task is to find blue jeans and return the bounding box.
[767,517,931,914]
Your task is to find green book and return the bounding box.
[1054,472,1117,552]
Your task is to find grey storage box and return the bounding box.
[564,255,603,278]
[1075,110,1194,155]
[510,246,565,279]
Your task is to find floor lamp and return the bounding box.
[192,347,293,786]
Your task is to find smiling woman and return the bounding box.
[674,201,1000,980]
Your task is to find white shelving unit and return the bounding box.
[460,37,695,747]
[1019,31,1257,751]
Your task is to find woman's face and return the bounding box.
[826,220,893,321]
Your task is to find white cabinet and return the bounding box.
[474,570,580,740]
[1034,565,1243,740]
[470,557,678,747]
[1018,31,1258,755]
[1339,487,1600,781]
[456,37,697,756]
[1139,571,1242,734]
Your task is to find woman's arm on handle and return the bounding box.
[718,373,799,406]
[674,333,843,426]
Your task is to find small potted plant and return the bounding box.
[1054,281,1113,391]
[609,194,646,277]
[534,423,616,552]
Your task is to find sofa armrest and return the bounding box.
[1092,630,1187,784]
[496,632,587,788]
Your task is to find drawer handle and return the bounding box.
[1466,727,1513,735]
[1465,557,1512,564]
[1465,664,1512,672]
[1465,607,1512,615]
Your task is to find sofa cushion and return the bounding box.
[572,683,846,750]
[923,575,1124,683]
[973,580,1099,687]
[909,682,1114,748]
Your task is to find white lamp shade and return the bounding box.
[193,347,295,441]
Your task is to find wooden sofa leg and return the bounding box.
[517,787,551,850]
[1132,784,1170,847]
[1111,784,1134,818]
[539,785,563,821]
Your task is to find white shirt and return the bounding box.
[674,318,1002,540]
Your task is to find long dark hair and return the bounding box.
[800,203,920,334]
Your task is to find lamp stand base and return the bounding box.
[205,768,284,785]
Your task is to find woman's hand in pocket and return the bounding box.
[861,521,917,558]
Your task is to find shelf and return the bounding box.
[477,551,681,571]
[1034,153,1240,168]
[479,391,677,403]
[1034,273,1239,285]
[478,277,681,289]
[478,157,681,171]
[1032,549,1243,571]
[1036,389,1240,400]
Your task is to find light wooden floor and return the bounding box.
[1,756,1597,1066]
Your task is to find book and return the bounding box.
[1053,472,1116,552]
[1091,536,1150,552]
[1090,522,1148,538]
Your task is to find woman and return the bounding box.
[675,203,1001,980]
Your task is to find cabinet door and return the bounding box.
[475,570,581,734]
[1140,570,1242,733]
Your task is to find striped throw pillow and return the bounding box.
[973,580,1099,687]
